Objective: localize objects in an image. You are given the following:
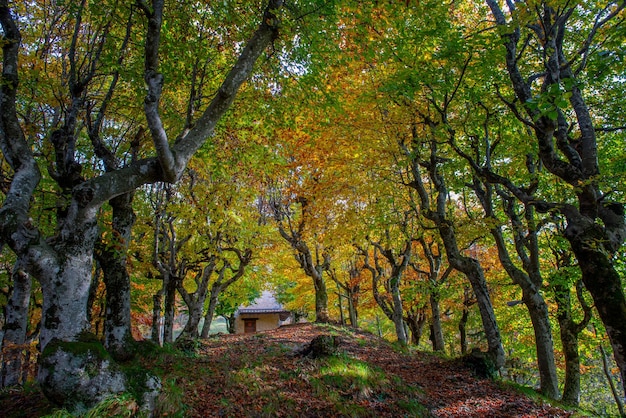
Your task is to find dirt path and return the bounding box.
[181,323,574,417]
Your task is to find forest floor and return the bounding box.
[1,323,585,417]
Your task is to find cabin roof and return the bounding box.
[237,290,289,314]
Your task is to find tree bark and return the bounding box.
[467,176,560,399]
[329,264,361,328]
[438,222,505,367]
[554,280,581,406]
[600,343,626,417]
[163,273,177,344]
[1,260,31,387]
[311,264,330,323]
[400,118,505,367]
[96,193,136,360]
[430,293,445,352]
[271,194,331,323]
[179,263,215,340]
[459,312,468,355]
[224,314,236,334]
[360,241,410,345]
[151,293,163,345]
[200,287,220,338]
[347,287,358,328]
[199,250,251,338]
[405,307,427,346]
[390,276,407,345]
[567,218,626,398]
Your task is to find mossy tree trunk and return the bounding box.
[95,193,136,361]
[405,306,427,346]
[552,274,591,407]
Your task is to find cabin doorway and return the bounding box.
[243,319,257,333]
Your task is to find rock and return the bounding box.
[462,348,498,379]
[299,334,341,358]
[140,374,162,416]
[38,339,127,414]
[38,338,161,415]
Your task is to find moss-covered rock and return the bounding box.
[38,338,161,415]
[462,348,499,379]
[39,339,127,413]
[300,335,341,358]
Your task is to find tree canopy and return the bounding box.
[1,0,625,414]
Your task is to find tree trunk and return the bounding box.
[179,298,203,339]
[0,0,284,409]
[390,276,407,345]
[1,261,31,387]
[401,132,505,367]
[151,293,163,345]
[336,284,345,326]
[97,193,136,360]
[37,217,99,351]
[485,1,626,398]
[312,268,330,323]
[367,239,411,345]
[347,288,358,328]
[225,314,236,334]
[567,220,626,401]
[522,284,559,399]
[488,200,560,399]
[406,309,427,346]
[200,287,221,338]
[430,293,445,352]
[459,310,468,355]
[441,225,504,368]
[179,279,210,340]
[459,286,473,355]
[273,198,330,324]
[600,343,626,417]
[551,247,592,407]
[163,274,177,344]
[559,323,581,406]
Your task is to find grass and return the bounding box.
[41,393,140,418]
[152,377,186,417]
[501,381,599,418]
[316,353,388,396]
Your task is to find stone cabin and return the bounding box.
[234,290,292,334]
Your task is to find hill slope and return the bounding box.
[159,323,573,417]
[2,323,578,417]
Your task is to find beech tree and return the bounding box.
[410,236,453,352]
[270,195,331,323]
[484,0,626,396]
[328,258,364,328]
[0,0,285,407]
[548,232,593,406]
[449,102,561,398]
[358,232,412,346]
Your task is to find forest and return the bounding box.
[0,0,625,416]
